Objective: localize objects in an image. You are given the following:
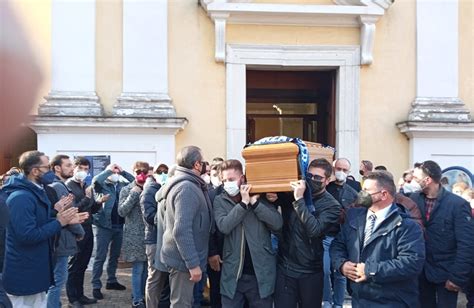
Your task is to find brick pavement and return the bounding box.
[60,268,468,308]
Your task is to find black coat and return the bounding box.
[410,187,474,287]
[276,191,341,275]
[330,205,425,308]
[140,179,161,245]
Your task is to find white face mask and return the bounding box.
[224,180,240,197]
[74,170,88,182]
[201,174,211,185]
[109,173,120,183]
[334,171,347,182]
[403,181,421,193]
[210,175,221,188]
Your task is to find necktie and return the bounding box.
[363,214,377,247]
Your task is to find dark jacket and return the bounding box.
[346,178,362,192]
[2,174,62,296]
[160,167,213,272]
[214,193,283,299]
[410,187,474,287]
[66,179,101,225]
[0,190,8,272]
[327,181,358,209]
[153,184,169,272]
[92,169,135,229]
[140,179,161,245]
[208,185,225,258]
[276,191,341,276]
[330,205,425,308]
[48,180,85,257]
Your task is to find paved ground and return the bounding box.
[61,267,469,307]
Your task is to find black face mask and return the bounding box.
[309,179,325,196]
[359,169,364,176]
[201,163,207,175]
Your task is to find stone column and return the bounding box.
[113,0,176,117]
[409,0,470,122]
[39,0,103,116]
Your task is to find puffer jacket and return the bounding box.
[2,174,62,295]
[276,191,341,275]
[330,205,425,308]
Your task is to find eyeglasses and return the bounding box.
[34,165,51,171]
[363,190,384,196]
[306,173,325,181]
[156,170,168,175]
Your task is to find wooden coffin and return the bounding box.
[242,141,334,193]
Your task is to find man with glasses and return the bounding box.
[2,151,88,307]
[273,158,341,308]
[331,170,425,307]
[411,160,474,308]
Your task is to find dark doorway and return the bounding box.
[246,69,336,146]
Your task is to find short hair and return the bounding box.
[212,157,224,164]
[154,163,169,174]
[74,156,91,168]
[365,170,396,197]
[176,146,203,169]
[220,159,243,175]
[402,170,413,180]
[361,160,373,171]
[414,162,422,169]
[309,158,333,178]
[50,154,70,169]
[418,160,442,183]
[19,150,45,176]
[335,157,351,167]
[132,161,150,172]
[374,165,387,171]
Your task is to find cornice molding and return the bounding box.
[29,115,188,135]
[200,0,393,65]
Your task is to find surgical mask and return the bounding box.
[109,173,120,183]
[155,173,168,185]
[74,170,88,182]
[210,176,221,188]
[39,170,56,185]
[309,179,325,195]
[403,181,421,194]
[224,181,240,197]
[335,171,347,182]
[201,174,211,185]
[356,190,373,208]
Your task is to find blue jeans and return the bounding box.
[47,255,69,308]
[91,225,123,290]
[322,236,346,307]
[132,261,148,304]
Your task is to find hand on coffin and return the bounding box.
[290,180,306,201]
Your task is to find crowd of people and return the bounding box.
[0,147,473,308]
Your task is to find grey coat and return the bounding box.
[160,167,213,272]
[118,181,146,262]
[214,193,283,300]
